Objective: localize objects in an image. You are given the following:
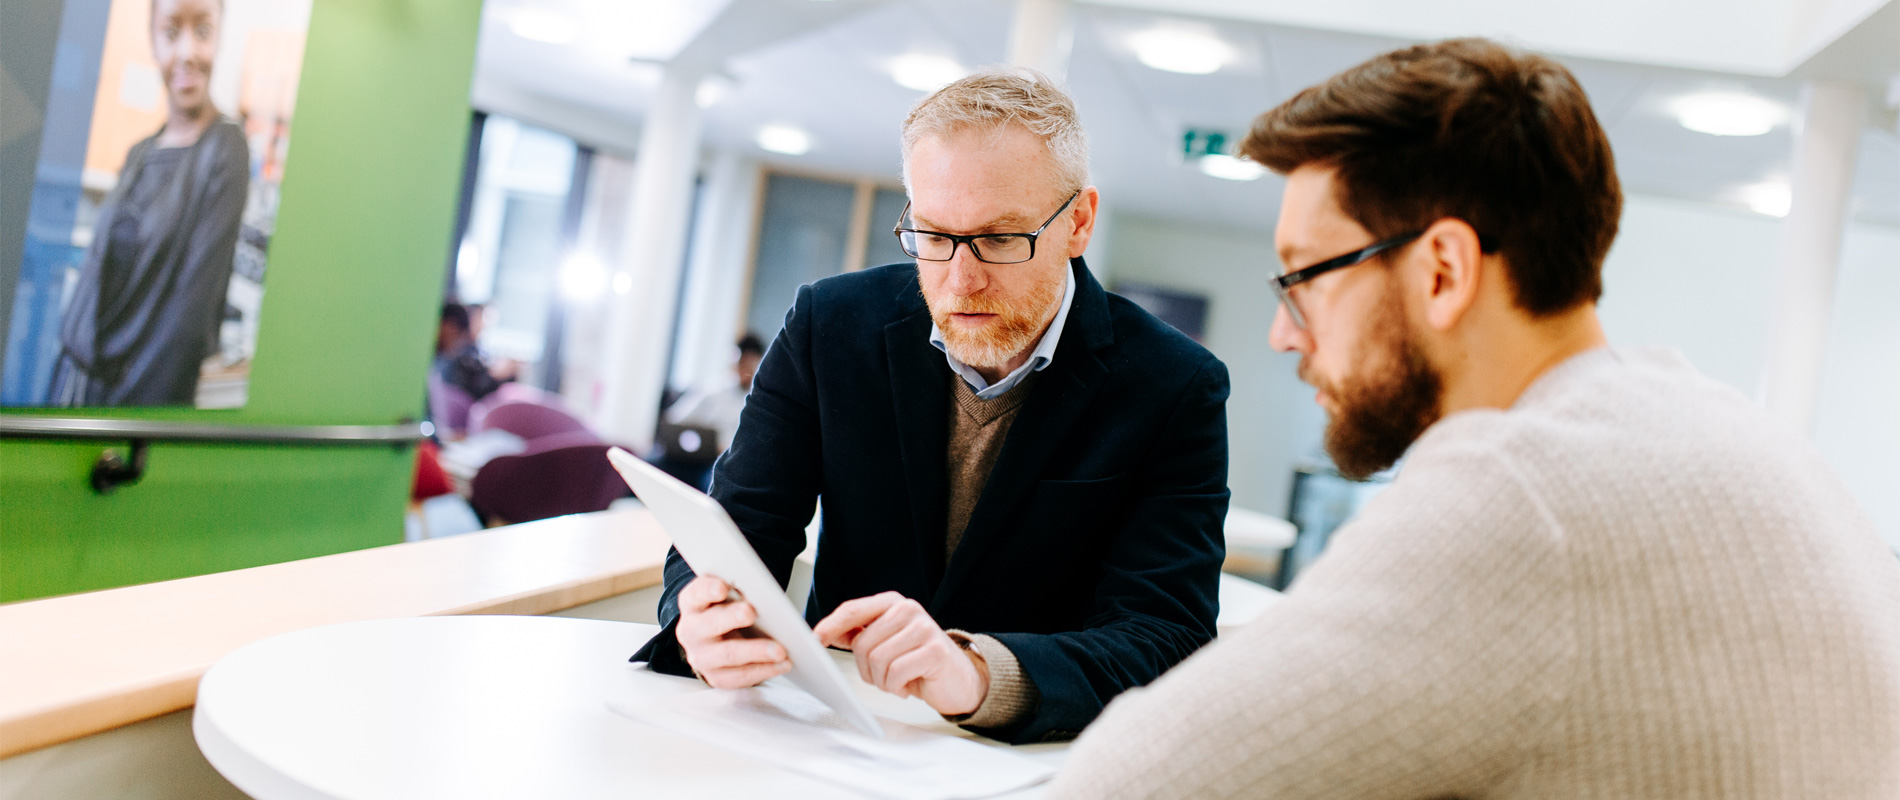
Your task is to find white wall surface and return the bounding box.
[1104,215,1326,520]
[1601,194,1900,549]
[1108,194,1898,547]
[1597,195,1782,393]
[1804,223,1899,549]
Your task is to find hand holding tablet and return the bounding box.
[676,576,792,689]
[606,447,885,738]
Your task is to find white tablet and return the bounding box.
[605,447,885,739]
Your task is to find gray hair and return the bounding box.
[901,66,1090,196]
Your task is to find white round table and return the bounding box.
[193,615,1067,799]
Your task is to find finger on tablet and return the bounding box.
[813,591,904,648]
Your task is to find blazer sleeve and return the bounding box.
[631,285,826,674]
[987,355,1231,743]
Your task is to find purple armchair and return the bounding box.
[476,401,592,442]
[427,373,476,438]
[467,432,630,525]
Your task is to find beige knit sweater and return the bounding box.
[1049,348,1900,799]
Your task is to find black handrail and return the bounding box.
[0,416,427,444]
[0,416,428,494]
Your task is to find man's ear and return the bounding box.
[1418,218,1486,332]
[1066,186,1101,258]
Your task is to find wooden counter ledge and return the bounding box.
[0,508,671,758]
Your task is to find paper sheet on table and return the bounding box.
[607,682,1054,800]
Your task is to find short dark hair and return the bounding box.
[440,303,470,332]
[1241,38,1621,316]
[737,333,766,357]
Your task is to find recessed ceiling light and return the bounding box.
[1672,92,1787,137]
[1198,153,1265,181]
[696,75,735,109]
[1129,26,1233,75]
[1739,182,1792,217]
[890,53,966,93]
[509,8,577,45]
[757,124,812,155]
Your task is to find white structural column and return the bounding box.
[1009,0,1074,81]
[669,150,765,395]
[597,65,708,449]
[1761,80,1868,434]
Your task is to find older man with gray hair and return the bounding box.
[631,67,1232,744]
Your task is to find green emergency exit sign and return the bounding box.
[1182,129,1232,159]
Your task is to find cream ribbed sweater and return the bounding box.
[1049,348,1900,799]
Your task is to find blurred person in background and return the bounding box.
[49,0,248,406]
[1049,38,1900,799]
[652,333,766,491]
[462,302,519,383]
[665,332,766,453]
[428,302,502,438]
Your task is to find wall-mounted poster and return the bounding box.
[2,0,311,408]
[1114,282,1210,344]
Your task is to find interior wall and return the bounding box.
[1104,194,1899,547]
[1600,194,1900,548]
[1596,195,1780,391]
[1811,222,1900,551]
[1103,214,1326,520]
[0,0,487,602]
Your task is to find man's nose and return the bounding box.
[945,246,988,295]
[1267,304,1308,354]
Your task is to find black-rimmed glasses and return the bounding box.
[893,190,1081,265]
[1269,231,1423,330]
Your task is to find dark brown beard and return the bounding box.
[1318,288,1444,481]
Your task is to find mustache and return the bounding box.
[1296,359,1331,394]
[934,294,1009,316]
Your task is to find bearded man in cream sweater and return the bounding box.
[1049,38,1900,799]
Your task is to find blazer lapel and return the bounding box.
[931,258,1116,611]
[884,306,952,596]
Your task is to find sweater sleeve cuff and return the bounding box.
[943,630,1038,731]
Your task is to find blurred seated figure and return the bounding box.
[428,303,503,438]
[651,333,764,490]
[463,303,520,383]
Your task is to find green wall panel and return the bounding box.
[0,0,486,602]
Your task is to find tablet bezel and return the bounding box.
[606,447,885,739]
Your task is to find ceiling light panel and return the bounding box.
[1198,153,1265,181]
[1737,181,1792,217]
[1672,92,1788,137]
[889,53,967,92]
[1128,25,1235,75]
[757,124,813,155]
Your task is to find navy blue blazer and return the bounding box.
[632,257,1230,743]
